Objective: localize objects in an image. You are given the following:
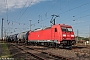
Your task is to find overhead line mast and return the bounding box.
[1,18,4,40]
[29,20,32,31]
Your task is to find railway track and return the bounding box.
[31,44,90,60]
[11,44,45,60]
[26,46,73,60]
[7,42,90,60]
[11,43,72,60]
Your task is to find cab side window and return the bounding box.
[55,28,57,32]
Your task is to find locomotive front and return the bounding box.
[59,24,76,49]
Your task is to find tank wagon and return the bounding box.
[27,24,76,49]
[17,32,28,43]
[13,34,18,42]
[6,34,18,42]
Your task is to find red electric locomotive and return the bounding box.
[27,24,76,49]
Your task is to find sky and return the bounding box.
[0,0,90,38]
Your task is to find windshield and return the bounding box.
[61,27,73,32]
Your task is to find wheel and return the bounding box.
[69,46,72,50]
[25,39,28,45]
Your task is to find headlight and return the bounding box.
[71,35,74,37]
[63,34,66,37]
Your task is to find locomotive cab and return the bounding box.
[59,24,76,49]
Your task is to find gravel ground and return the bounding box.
[26,45,90,60]
[8,44,37,60]
[7,43,90,60]
[43,47,90,60]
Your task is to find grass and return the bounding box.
[0,42,11,58]
[0,42,24,60]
